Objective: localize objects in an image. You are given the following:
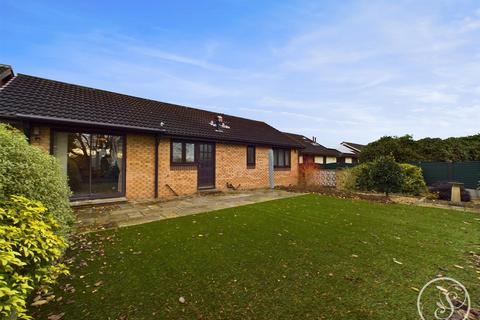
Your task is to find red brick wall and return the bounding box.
[125,134,155,200]
[216,144,299,189]
[274,149,299,186]
[157,138,198,197]
[215,144,270,190]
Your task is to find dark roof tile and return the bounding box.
[0,74,300,148]
[284,132,340,156]
[341,141,365,153]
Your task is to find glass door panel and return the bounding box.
[54,132,91,197]
[90,134,124,196]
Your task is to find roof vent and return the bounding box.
[209,115,230,132]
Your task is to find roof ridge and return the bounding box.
[0,75,16,91]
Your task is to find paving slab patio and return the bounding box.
[74,189,303,232]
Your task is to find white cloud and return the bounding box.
[392,88,458,104]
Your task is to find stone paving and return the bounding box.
[74,189,303,232]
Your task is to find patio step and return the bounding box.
[71,197,128,207]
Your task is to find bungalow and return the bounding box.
[0,65,302,202]
[284,133,358,165]
[283,133,340,164]
[336,152,358,164]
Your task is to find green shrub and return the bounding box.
[355,162,375,191]
[0,196,68,319]
[335,168,350,190]
[399,163,427,195]
[0,124,73,235]
[337,163,370,191]
[342,160,426,197]
[358,156,403,196]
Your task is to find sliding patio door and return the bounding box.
[53,131,125,199]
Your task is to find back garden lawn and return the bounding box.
[32,194,480,319]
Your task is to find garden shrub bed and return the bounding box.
[277,185,392,203]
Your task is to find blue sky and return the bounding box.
[2,0,480,148]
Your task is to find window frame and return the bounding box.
[273,148,291,169]
[246,145,256,168]
[170,140,196,165]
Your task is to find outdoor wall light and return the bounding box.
[32,127,41,140]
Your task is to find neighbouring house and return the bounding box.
[341,141,364,155]
[284,132,356,165]
[336,151,358,164]
[0,65,302,202]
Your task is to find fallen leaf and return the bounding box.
[31,300,48,307]
[48,313,65,320]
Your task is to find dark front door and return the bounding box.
[197,143,215,189]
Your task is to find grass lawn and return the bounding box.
[32,194,480,319]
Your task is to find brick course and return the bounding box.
[215,144,269,190]
[273,149,299,187]
[125,134,155,200]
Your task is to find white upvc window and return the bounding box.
[314,156,324,164]
[325,156,337,164]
